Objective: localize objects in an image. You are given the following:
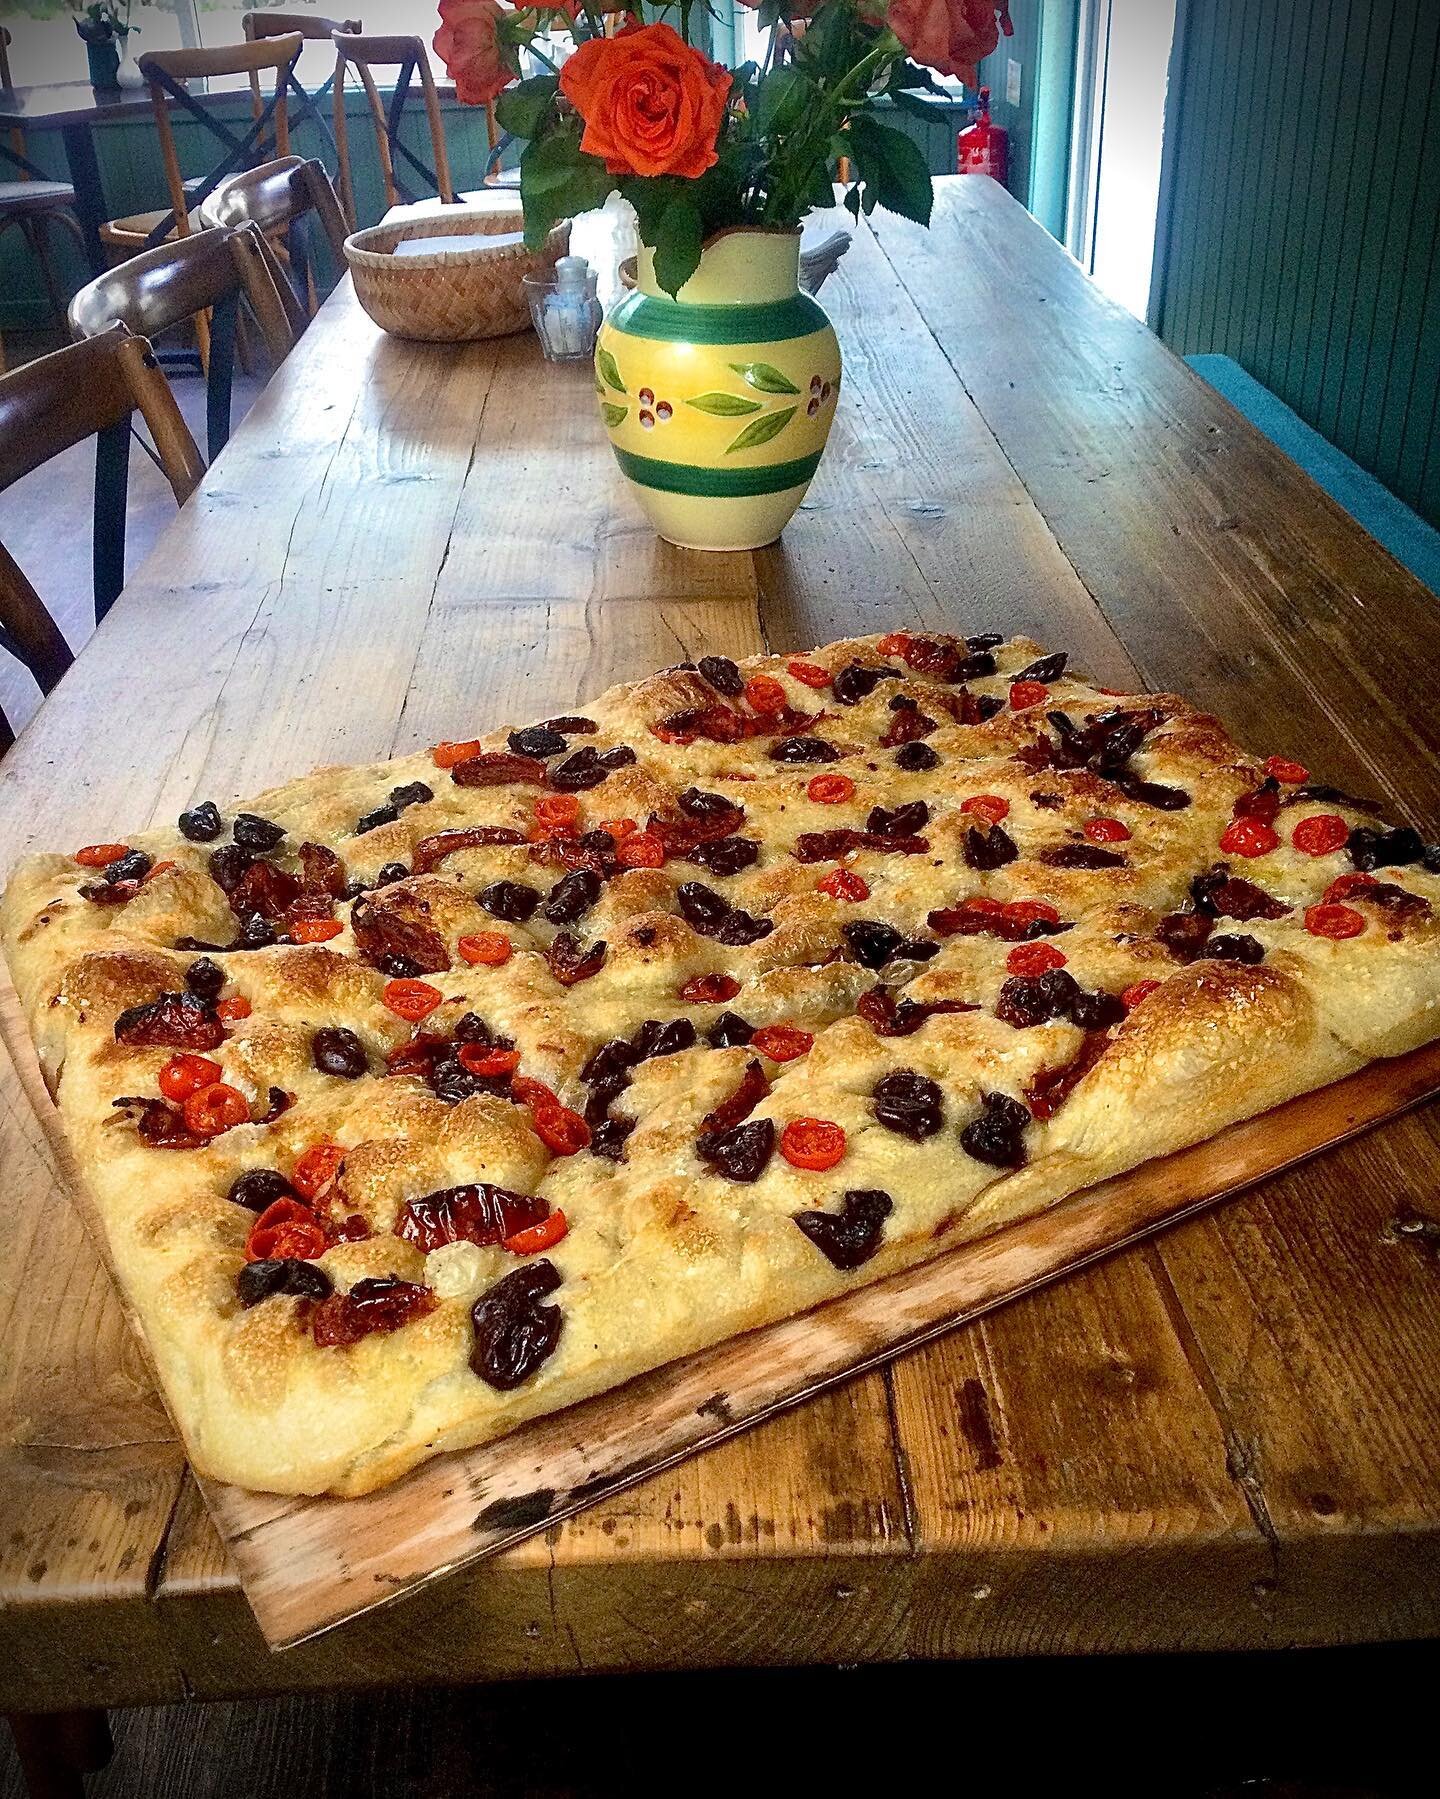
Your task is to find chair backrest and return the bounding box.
[134,35,304,252]
[68,224,295,462]
[201,156,349,335]
[0,27,12,91]
[0,327,204,745]
[242,12,360,162]
[333,32,479,226]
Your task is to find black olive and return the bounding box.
[679,787,736,821]
[375,862,410,886]
[454,1012,498,1045]
[688,836,761,877]
[237,1258,333,1308]
[967,632,1004,652]
[232,914,278,950]
[185,957,226,1002]
[312,1026,369,1079]
[1015,651,1068,683]
[1347,825,1426,871]
[389,781,433,810]
[698,654,745,696]
[707,1011,754,1047]
[543,869,602,926]
[104,850,152,885]
[1157,910,1213,961]
[470,1260,563,1390]
[179,801,223,842]
[597,745,637,770]
[964,824,1018,870]
[768,736,841,764]
[1038,843,1127,870]
[590,1117,636,1161]
[872,1070,944,1139]
[677,881,731,932]
[696,1118,775,1183]
[832,663,900,706]
[955,651,997,679]
[714,907,773,946]
[793,1188,893,1269]
[895,742,940,772]
[995,976,1055,1029]
[1206,933,1266,966]
[973,695,1005,722]
[1069,989,1126,1029]
[480,880,541,923]
[377,951,423,978]
[228,1168,294,1211]
[1115,776,1191,812]
[867,801,929,839]
[843,920,903,970]
[355,803,400,835]
[232,812,286,851]
[960,1093,1030,1168]
[508,726,569,759]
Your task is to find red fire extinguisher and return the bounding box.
[958,87,1008,183]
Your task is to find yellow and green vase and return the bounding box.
[595,228,841,552]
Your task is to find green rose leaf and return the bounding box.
[729,362,801,395]
[848,114,934,229]
[600,402,628,429]
[726,406,797,454]
[519,130,614,248]
[650,193,705,299]
[687,392,765,416]
[494,74,558,141]
[596,346,625,394]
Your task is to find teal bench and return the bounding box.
[1186,353,1440,598]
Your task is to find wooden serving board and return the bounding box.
[5,971,1439,1650]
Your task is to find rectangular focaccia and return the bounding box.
[4,631,1438,1496]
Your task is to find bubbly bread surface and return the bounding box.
[5,631,1438,1495]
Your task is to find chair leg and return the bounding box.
[24,215,69,330]
[5,1710,114,1799]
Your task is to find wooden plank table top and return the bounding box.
[2,177,1438,1711]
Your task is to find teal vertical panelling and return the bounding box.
[974,0,1075,234]
[1158,0,1440,530]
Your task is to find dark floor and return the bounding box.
[3,1645,1435,1798]
[0,325,264,740]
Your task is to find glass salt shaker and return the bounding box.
[525,256,603,362]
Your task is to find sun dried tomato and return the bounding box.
[1304,903,1366,940]
[1006,942,1068,978]
[458,932,512,967]
[74,843,131,867]
[395,1183,548,1253]
[879,706,935,748]
[1292,814,1350,857]
[431,739,482,768]
[808,773,855,805]
[246,1198,326,1262]
[1025,1032,1111,1120]
[1084,817,1132,844]
[115,992,226,1052]
[546,932,607,985]
[1009,680,1049,710]
[680,973,741,1004]
[751,1024,814,1062]
[313,1276,437,1349]
[503,1211,569,1255]
[531,1102,591,1157]
[1233,780,1282,824]
[788,659,832,688]
[450,751,548,787]
[701,1058,771,1133]
[291,1142,346,1201]
[226,859,302,922]
[115,1095,205,1149]
[960,794,1010,824]
[1219,818,1280,859]
[1121,979,1162,1010]
[816,868,869,901]
[411,827,526,875]
[1323,873,1377,904]
[780,1118,847,1171]
[158,1054,223,1102]
[1264,755,1309,784]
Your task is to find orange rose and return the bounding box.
[888,0,1012,85]
[434,0,515,109]
[559,22,731,180]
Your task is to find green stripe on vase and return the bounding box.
[612,447,824,499]
[609,289,830,347]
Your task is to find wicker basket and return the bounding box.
[344,210,571,343]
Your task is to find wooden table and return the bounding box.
[3,176,1438,1754]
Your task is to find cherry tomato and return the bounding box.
[1263,755,1309,784]
[816,868,869,901]
[182,1082,250,1137]
[600,817,638,842]
[963,895,1008,918]
[457,1044,521,1077]
[1001,899,1061,930]
[511,1075,558,1109]
[291,917,342,943]
[1084,817,1131,844]
[382,978,443,1021]
[291,1142,346,1200]
[779,1118,847,1171]
[534,794,580,832]
[1304,903,1366,940]
[752,1024,814,1062]
[1219,818,1280,859]
[73,843,131,867]
[458,932,512,966]
[680,973,741,1004]
[531,1102,590,1157]
[158,1054,223,1103]
[961,794,1010,824]
[215,995,251,1023]
[1291,814,1350,857]
[808,773,855,805]
[877,632,912,656]
[503,1210,569,1255]
[617,831,666,868]
[1121,979,1162,1010]
[1009,680,1049,710]
[1006,942,1068,978]
[1324,873,1377,904]
[431,739,482,768]
[744,675,788,714]
[787,659,832,688]
[246,1198,326,1262]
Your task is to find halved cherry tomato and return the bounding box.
[1009,681,1049,710]
[751,1024,814,1062]
[1324,872,1377,904]
[745,674,788,714]
[531,1102,590,1157]
[246,1198,326,1262]
[816,868,869,902]
[385,1033,445,1077]
[1001,899,1061,930]
[1121,979,1162,1010]
[291,917,342,943]
[787,659,832,688]
[877,632,912,656]
[534,793,580,831]
[182,1082,249,1137]
[961,794,1010,824]
[1219,818,1280,859]
[780,1118,847,1171]
[1084,817,1131,844]
[145,861,177,882]
[1292,814,1350,857]
[511,1075,558,1109]
[504,1209,569,1255]
[459,932,512,966]
[680,973,741,1004]
[1006,942,1068,978]
[431,739,482,769]
[74,843,131,867]
[382,978,443,1021]
[457,1044,521,1077]
[1264,755,1309,784]
[158,1054,223,1103]
[962,895,1008,919]
[216,995,251,1023]
[808,773,855,805]
[291,1142,346,1201]
[1305,903,1365,940]
[600,817,638,842]
[617,831,666,868]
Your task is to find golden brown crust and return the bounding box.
[5,630,1438,1495]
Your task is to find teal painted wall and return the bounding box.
[1156,0,1440,530]
[976,0,1077,237]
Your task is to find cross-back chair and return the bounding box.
[331,32,501,226]
[0,326,204,750]
[69,224,295,462]
[202,155,348,332]
[242,11,361,164]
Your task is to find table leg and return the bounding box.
[5,1710,113,1799]
[59,122,107,279]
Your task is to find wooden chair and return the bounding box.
[69,225,295,463]
[0,28,88,374]
[242,11,361,165]
[332,32,501,227]
[0,327,203,750]
[201,155,349,333]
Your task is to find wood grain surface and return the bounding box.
[2,179,1438,1708]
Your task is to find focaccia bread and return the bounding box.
[5,630,1439,1496]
